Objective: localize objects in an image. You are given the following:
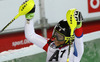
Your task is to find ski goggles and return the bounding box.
[52,30,71,42]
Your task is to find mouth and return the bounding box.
[54,40,61,46]
[54,38,65,46]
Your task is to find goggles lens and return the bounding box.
[52,30,65,41]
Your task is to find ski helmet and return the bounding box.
[52,20,74,44]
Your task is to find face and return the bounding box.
[52,31,65,46]
[54,38,65,46]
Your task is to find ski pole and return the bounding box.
[0,0,35,33]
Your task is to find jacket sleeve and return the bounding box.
[24,19,48,51]
[73,27,84,62]
[74,27,83,38]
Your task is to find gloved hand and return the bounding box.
[25,5,35,19]
[74,10,83,28]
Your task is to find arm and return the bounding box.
[75,22,83,38]
[73,11,84,62]
[24,6,48,51]
[74,25,84,62]
[25,19,48,48]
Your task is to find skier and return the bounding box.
[24,6,84,62]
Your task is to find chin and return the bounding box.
[55,42,60,46]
